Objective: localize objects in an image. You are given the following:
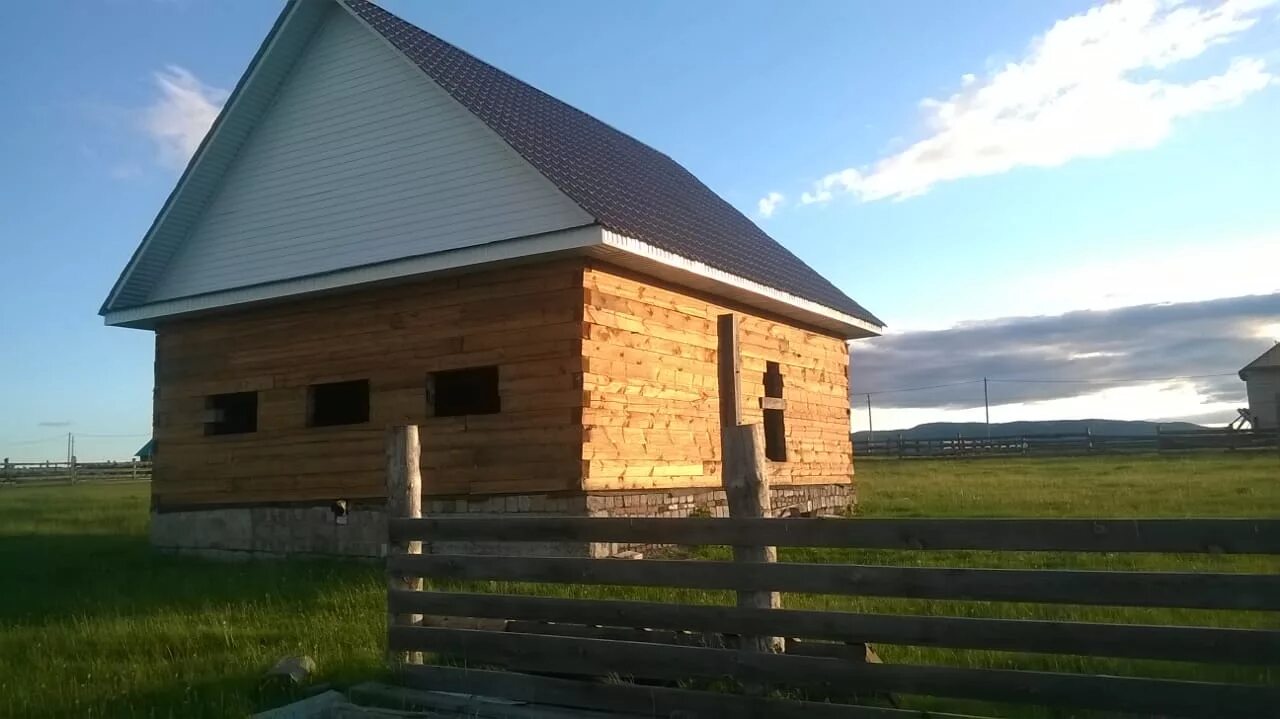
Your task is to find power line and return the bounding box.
[4,434,68,446]
[989,372,1237,385]
[74,433,151,438]
[853,379,984,396]
[855,371,1238,396]
[4,431,150,445]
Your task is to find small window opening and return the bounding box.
[308,379,369,427]
[205,391,258,435]
[762,362,787,461]
[428,366,500,417]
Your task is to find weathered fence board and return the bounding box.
[384,426,1278,718]
[390,516,1280,553]
[389,626,1280,718]
[389,554,1280,610]
[387,590,1280,663]
[399,664,983,719]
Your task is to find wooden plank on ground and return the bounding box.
[388,555,1280,610]
[387,590,1280,664]
[388,517,1280,554]
[397,664,986,719]
[388,627,1280,718]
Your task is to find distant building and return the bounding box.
[1239,344,1280,429]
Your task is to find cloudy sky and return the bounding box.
[1,0,1278,459]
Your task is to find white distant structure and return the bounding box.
[1239,344,1280,429]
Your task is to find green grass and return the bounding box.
[1,453,1277,717]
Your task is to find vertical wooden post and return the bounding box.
[717,314,742,432]
[131,457,138,481]
[386,425,423,666]
[717,314,782,654]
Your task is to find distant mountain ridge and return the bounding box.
[852,419,1209,441]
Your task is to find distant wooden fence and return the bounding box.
[0,460,151,484]
[855,427,1280,458]
[385,512,1280,718]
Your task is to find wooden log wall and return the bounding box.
[151,261,586,508]
[581,263,853,492]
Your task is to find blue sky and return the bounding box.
[2,0,1279,460]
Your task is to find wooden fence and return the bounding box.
[385,514,1280,717]
[0,460,152,484]
[854,427,1280,458]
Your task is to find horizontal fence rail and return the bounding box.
[389,626,1280,718]
[390,516,1280,553]
[387,590,1280,664]
[387,514,1280,718]
[854,428,1280,458]
[391,554,1280,610]
[0,461,151,483]
[398,664,987,719]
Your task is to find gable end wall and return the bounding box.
[144,4,590,304]
[580,263,854,494]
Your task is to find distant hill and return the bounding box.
[852,419,1209,441]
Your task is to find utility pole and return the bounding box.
[866,393,874,443]
[984,377,990,438]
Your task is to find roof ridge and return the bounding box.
[342,0,882,328]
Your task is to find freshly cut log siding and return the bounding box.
[581,263,854,491]
[389,516,1280,553]
[389,626,1278,718]
[151,261,585,507]
[147,4,590,303]
[389,590,1280,663]
[390,554,1280,609]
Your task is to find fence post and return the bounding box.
[723,423,783,654]
[386,425,423,666]
[131,457,138,481]
[717,313,783,654]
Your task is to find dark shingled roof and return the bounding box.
[344,0,881,327]
[1240,343,1280,378]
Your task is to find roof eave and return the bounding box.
[596,230,883,339]
[104,224,883,339]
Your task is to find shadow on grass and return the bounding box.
[0,532,379,626]
[0,530,385,718]
[3,668,316,719]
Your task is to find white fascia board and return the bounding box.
[597,230,883,339]
[103,224,602,328]
[105,223,882,340]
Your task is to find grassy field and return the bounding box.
[0,453,1276,718]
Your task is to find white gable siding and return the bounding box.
[147,5,591,303]
[1246,370,1279,429]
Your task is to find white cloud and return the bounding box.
[800,0,1276,204]
[757,191,785,218]
[142,65,228,169]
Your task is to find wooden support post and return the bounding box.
[387,425,423,666]
[723,424,783,653]
[717,313,742,432]
[717,313,782,654]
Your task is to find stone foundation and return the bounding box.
[583,483,854,557]
[150,503,388,560]
[149,484,853,559]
